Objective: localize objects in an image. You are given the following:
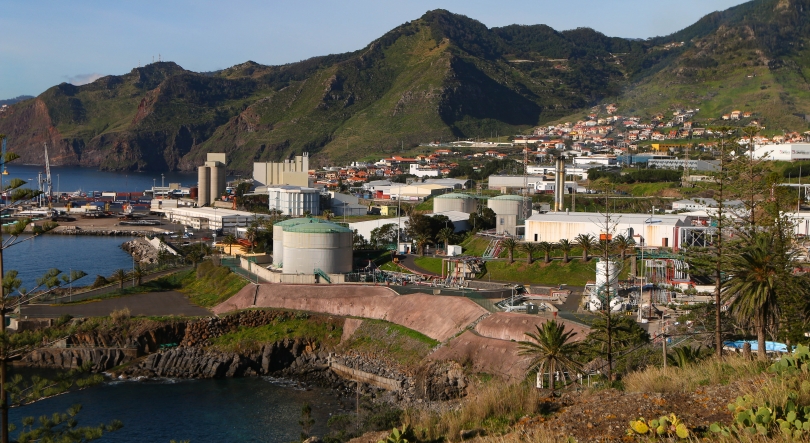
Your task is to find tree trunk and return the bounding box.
[757,314,767,362]
[544,252,550,264]
[582,250,588,262]
[564,252,569,263]
[508,251,514,264]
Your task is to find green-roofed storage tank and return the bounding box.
[282,220,353,274]
[272,217,323,268]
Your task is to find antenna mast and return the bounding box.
[43,143,52,209]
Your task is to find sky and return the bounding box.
[1,0,750,100]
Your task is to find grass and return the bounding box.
[57,272,188,305]
[210,312,343,353]
[179,261,249,307]
[340,319,438,368]
[404,379,543,441]
[623,354,767,394]
[482,260,598,286]
[413,257,444,275]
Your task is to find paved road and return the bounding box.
[21,291,210,319]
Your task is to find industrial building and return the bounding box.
[433,193,477,214]
[525,212,701,249]
[167,207,268,231]
[750,143,810,161]
[488,195,532,235]
[254,153,311,187]
[281,220,353,275]
[348,211,471,245]
[647,158,718,171]
[197,153,227,207]
[329,192,367,216]
[266,185,321,216]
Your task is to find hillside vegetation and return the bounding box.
[4,1,809,172]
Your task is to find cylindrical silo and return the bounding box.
[197,166,210,207]
[433,194,478,213]
[209,163,222,203]
[487,195,531,217]
[282,220,352,275]
[272,218,320,268]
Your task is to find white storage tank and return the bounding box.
[282,220,353,275]
[433,193,477,213]
[595,258,620,289]
[272,217,320,268]
[487,195,531,218]
[197,166,210,206]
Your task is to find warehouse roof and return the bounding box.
[276,217,322,227]
[490,195,530,201]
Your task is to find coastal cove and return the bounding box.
[8,374,347,443]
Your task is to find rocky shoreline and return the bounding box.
[17,311,470,405]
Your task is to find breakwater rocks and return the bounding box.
[51,227,147,236]
[121,238,159,263]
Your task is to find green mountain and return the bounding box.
[580,0,810,129]
[1,2,809,172]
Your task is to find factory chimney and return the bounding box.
[555,156,566,211]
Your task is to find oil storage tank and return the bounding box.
[282,220,352,275]
[487,195,532,235]
[433,193,477,214]
[272,218,320,268]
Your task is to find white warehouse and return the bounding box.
[750,143,810,161]
[525,212,698,250]
[167,207,269,231]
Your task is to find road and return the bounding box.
[21,291,210,319]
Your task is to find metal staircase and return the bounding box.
[483,238,502,259]
[314,268,332,284]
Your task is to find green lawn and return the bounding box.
[481,258,633,286]
[210,312,343,352]
[339,319,438,368]
[180,262,249,307]
[413,256,444,274]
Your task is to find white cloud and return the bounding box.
[64,73,105,86]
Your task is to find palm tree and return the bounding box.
[415,233,432,257]
[575,234,596,262]
[667,346,705,368]
[722,234,783,361]
[437,227,454,249]
[612,234,634,262]
[322,209,334,221]
[245,227,258,253]
[537,241,554,264]
[519,320,581,394]
[132,265,144,287]
[558,239,573,264]
[522,242,539,264]
[222,234,237,256]
[502,237,518,264]
[112,269,127,290]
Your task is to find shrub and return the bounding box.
[110,308,131,323]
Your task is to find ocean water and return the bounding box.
[8,376,348,443]
[2,164,198,194]
[3,235,136,292]
[0,166,344,442]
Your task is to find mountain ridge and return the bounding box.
[1,2,809,172]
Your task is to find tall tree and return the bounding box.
[502,237,517,264]
[112,269,127,290]
[722,234,784,361]
[575,234,596,262]
[437,227,454,249]
[536,242,554,264]
[522,242,539,264]
[518,320,581,394]
[222,234,237,256]
[557,239,573,264]
[612,234,634,262]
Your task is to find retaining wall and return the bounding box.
[214,284,488,342]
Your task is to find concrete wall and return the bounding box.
[240,257,345,284]
[213,284,488,342]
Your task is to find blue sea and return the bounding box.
[3,167,345,442]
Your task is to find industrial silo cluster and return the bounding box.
[197,153,227,207]
[433,193,478,213]
[272,218,352,275]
